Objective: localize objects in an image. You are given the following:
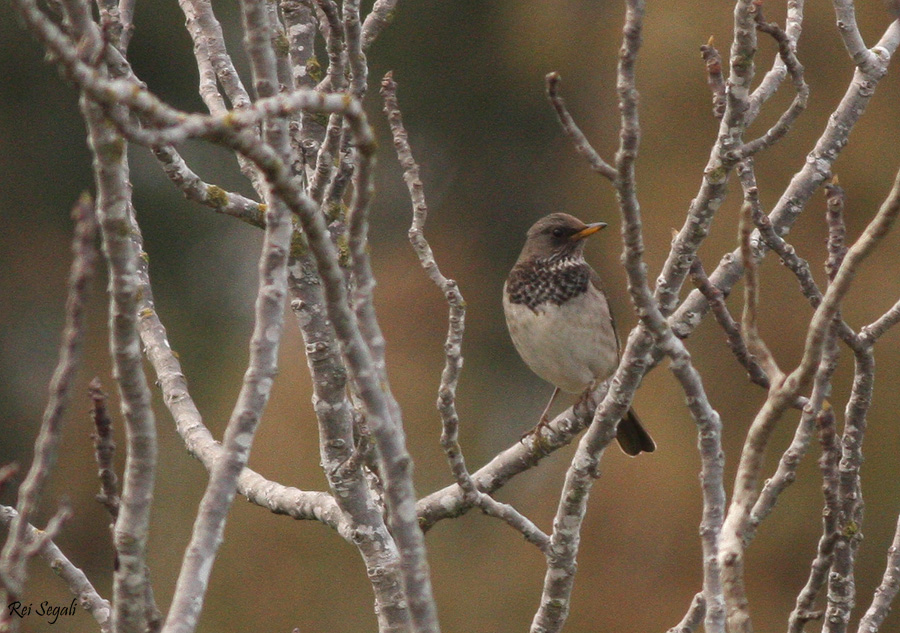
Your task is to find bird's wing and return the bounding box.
[589,268,623,359]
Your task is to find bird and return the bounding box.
[503,212,655,456]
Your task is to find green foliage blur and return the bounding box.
[2,2,900,632]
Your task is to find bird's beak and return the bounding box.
[570,222,608,241]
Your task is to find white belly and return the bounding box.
[503,282,619,393]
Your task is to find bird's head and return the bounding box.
[517,213,608,263]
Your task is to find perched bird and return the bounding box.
[503,213,655,456]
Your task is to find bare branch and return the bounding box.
[688,257,772,390]
[669,593,707,633]
[788,402,841,633]
[88,117,158,633]
[823,347,874,633]
[719,165,900,633]
[699,37,726,119]
[743,183,860,352]
[160,1,294,630]
[344,0,368,98]
[89,378,120,519]
[730,11,809,162]
[152,145,266,228]
[831,0,881,70]
[748,0,805,120]
[859,299,900,346]
[382,72,549,552]
[417,396,598,530]
[857,511,900,633]
[746,332,838,548]
[654,0,759,317]
[825,178,848,281]
[177,0,251,111]
[545,72,617,181]
[307,0,346,203]
[739,185,782,381]
[361,0,398,51]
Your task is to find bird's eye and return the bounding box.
[551,228,564,238]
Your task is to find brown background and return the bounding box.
[2,1,900,632]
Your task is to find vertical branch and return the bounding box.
[788,403,841,632]
[176,0,261,190]
[822,348,873,633]
[615,2,729,630]
[51,5,164,628]
[160,165,291,633]
[343,0,368,98]
[178,0,251,111]
[160,1,293,631]
[307,0,346,203]
[229,101,441,632]
[654,0,758,316]
[288,264,412,632]
[738,192,780,381]
[382,73,548,551]
[343,103,443,633]
[0,193,97,615]
[87,112,159,633]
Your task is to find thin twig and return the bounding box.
[857,511,900,633]
[382,72,549,552]
[669,23,900,341]
[746,327,838,547]
[748,0,805,121]
[738,183,782,381]
[825,178,847,281]
[152,145,266,228]
[859,299,900,346]
[416,395,600,530]
[688,258,770,390]
[700,37,726,119]
[653,0,759,317]
[739,166,861,352]
[308,0,346,203]
[0,192,97,610]
[544,72,617,181]
[1,504,112,633]
[719,165,900,633]
[89,378,120,519]
[669,593,707,633]
[729,10,809,162]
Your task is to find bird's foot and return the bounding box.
[520,417,553,454]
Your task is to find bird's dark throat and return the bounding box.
[506,257,590,311]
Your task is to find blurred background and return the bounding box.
[2,1,900,632]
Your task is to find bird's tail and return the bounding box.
[616,408,656,456]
